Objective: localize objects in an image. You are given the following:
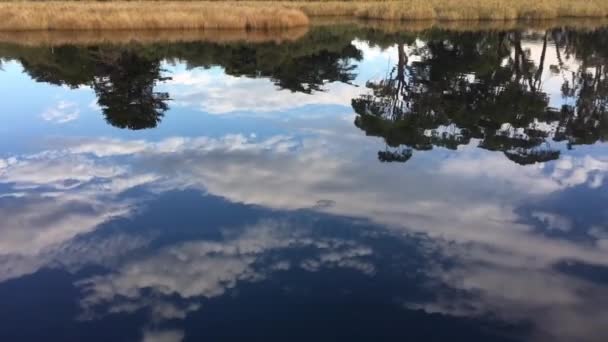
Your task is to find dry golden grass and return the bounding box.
[0,2,309,31]
[0,27,309,45]
[0,0,607,31]
[2,18,606,46]
[312,17,608,32]
[289,0,608,21]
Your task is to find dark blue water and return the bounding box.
[0,24,607,342]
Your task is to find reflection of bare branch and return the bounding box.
[532,32,549,92]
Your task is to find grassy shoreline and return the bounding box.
[295,0,608,21]
[0,2,309,31]
[1,1,608,31]
[2,18,607,46]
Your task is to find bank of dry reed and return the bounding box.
[0,2,309,31]
[0,27,309,45]
[312,17,608,32]
[291,0,608,21]
[0,1,607,31]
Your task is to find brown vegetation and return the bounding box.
[0,27,309,45]
[0,1,607,31]
[0,2,309,31]
[311,17,608,32]
[292,0,608,21]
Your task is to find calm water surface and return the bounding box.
[1,23,607,341]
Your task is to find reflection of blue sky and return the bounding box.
[351,40,399,84]
[0,39,584,154]
[0,121,607,341]
[1,39,608,342]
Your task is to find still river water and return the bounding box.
[0,21,607,342]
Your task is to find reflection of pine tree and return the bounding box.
[93,50,170,130]
[378,148,413,163]
[2,25,607,141]
[1,26,365,130]
[350,29,608,165]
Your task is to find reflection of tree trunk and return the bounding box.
[511,32,542,92]
[397,43,406,85]
[511,33,523,83]
[594,65,602,92]
[552,30,565,69]
[533,32,549,92]
[392,43,408,120]
[498,32,507,56]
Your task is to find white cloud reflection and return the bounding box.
[76,219,375,321]
[41,100,80,123]
[142,329,184,342]
[3,42,608,339]
[164,67,363,115]
[0,122,607,341]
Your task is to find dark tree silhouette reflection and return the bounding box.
[4,45,171,130]
[353,28,608,165]
[1,25,607,141]
[92,50,170,130]
[0,26,363,129]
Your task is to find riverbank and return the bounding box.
[1,1,608,31]
[296,0,608,21]
[0,2,309,31]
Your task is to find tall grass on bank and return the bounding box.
[311,17,608,33]
[0,27,309,45]
[291,0,608,21]
[3,18,606,47]
[0,0,607,31]
[0,2,309,31]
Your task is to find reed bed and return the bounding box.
[312,17,608,32]
[0,27,309,45]
[2,18,605,47]
[290,0,608,21]
[0,0,607,31]
[0,2,309,31]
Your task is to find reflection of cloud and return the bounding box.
[77,219,374,321]
[438,148,608,196]
[6,134,607,271]
[0,194,129,256]
[142,329,184,342]
[164,67,362,115]
[409,241,608,342]
[41,100,80,123]
[589,226,608,250]
[0,230,150,283]
[0,148,151,281]
[301,246,375,275]
[0,152,123,187]
[531,211,572,231]
[2,131,608,341]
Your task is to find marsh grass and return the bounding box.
[0,0,607,31]
[2,17,606,47]
[312,17,608,32]
[0,2,309,31]
[290,0,608,21]
[0,27,309,45]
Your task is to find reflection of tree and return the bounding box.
[164,26,363,93]
[92,50,170,130]
[0,26,364,129]
[2,26,607,138]
[552,29,608,146]
[3,45,170,130]
[353,29,608,165]
[13,45,96,87]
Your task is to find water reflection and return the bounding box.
[352,29,608,165]
[0,27,361,129]
[0,23,608,342]
[2,26,606,164]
